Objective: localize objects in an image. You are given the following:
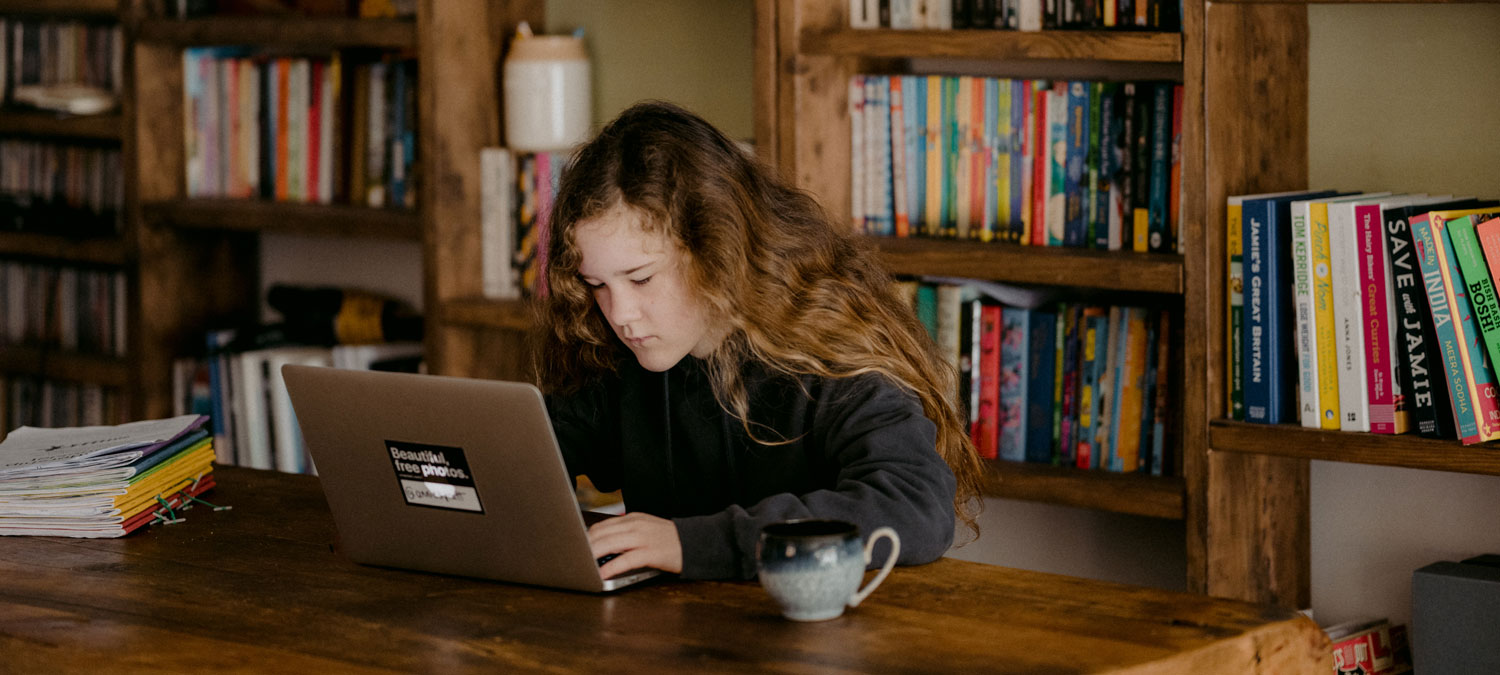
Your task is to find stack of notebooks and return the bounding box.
[0,415,217,537]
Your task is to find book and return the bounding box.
[1241,190,1339,424]
[1024,308,1058,464]
[998,307,1028,462]
[1410,207,1500,444]
[1363,195,1450,434]
[1383,199,1480,439]
[974,303,1003,459]
[480,147,519,300]
[1450,214,1500,420]
[1325,193,1394,432]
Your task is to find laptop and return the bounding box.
[281,365,659,592]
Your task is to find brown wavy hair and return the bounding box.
[531,101,983,540]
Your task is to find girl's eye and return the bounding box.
[582,279,603,289]
[631,276,653,286]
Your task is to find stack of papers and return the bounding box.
[0,415,216,537]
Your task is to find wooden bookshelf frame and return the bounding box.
[873,238,1184,294]
[0,347,131,387]
[0,110,123,141]
[984,461,1186,519]
[1211,420,1500,476]
[135,16,416,49]
[800,28,1183,63]
[143,200,422,240]
[0,233,128,265]
[0,0,117,16]
[435,297,532,332]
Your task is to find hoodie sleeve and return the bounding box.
[673,373,958,580]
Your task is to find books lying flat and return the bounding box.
[0,415,217,538]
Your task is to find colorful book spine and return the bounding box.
[1063,80,1088,247]
[1057,303,1081,464]
[1150,310,1172,476]
[1146,82,1170,252]
[1433,209,1500,443]
[1094,83,1117,250]
[953,76,973,239]
[1386,202,1460,439]
[904,76,926,236]
[1289,198,1322,427]
[1015,79,1032,245]
[1116,307,1148,473]
[1025,309,1058,464]
[974,304,1003,459]
[1076,306,1107,468]
[1358,202,1401,434]
[1450,214,1500,407]
[1046,85,1068,247]
[996,79,1014,241]
[1309,200,1342,430]
[998,308,1028,462]
[889,75,910,237]
[1411,211,1479,443]
[1329,200,1370,432]
[1030,82,1048,246]
[849,75,865,233]
[924,75,942,235]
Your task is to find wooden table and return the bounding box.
[0,467,1330,673]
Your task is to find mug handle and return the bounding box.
[848,527,900,608]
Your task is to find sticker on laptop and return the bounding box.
[386,440,484,514]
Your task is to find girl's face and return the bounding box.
[574,203,723,372]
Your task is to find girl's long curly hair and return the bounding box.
[531,101,983,540]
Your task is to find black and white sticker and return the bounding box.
[386,440,484,513]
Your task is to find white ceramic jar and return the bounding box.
[503,35,591,152]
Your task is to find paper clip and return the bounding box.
[152,495,185,525]
[187,494,231,512]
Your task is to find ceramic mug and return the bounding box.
[756,519,901,622]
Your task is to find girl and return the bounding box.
[534,101,983,581]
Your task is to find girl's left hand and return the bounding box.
[587,511,683,579]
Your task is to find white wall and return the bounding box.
[946,499,1187,591]
[1305,4,1500,628]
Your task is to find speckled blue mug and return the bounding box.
[756,519,901,622]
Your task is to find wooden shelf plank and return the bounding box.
[0,232,128,265]
[800,28,1183,63]
[983,460,1186,520]
[436,297,533,332]
[0,0,117,16]
[136,16,416,49]
[872,237,1184,294]
[1211,419,1500,477]
[0,346,130,387]
[0,110,122,140]
[143,199,421,240]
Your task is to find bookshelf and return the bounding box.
[0,0,137,429]
[123,0,544,418]
[756,0,1221,582]
[1200,1,1500,612]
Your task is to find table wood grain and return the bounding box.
[0,467,1330,673]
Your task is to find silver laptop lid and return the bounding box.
[281,365,650,592]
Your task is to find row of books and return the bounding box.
[183,48,417,209]
[1,260,127,358]
[0,414,216,538]
[902,279,1173,474]
[1228,192,1500,445]
[481,148,570,300]
[0,17,124,106]
[163,0,415,18]
[851,75,1182,253]
[1,375,123,434]
[849,0,1180,32]
[0,140,123,236]
[178,334,422,474]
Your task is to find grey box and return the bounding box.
[1412,555,1500,675]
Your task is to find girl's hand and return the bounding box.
[587,511,683,579]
